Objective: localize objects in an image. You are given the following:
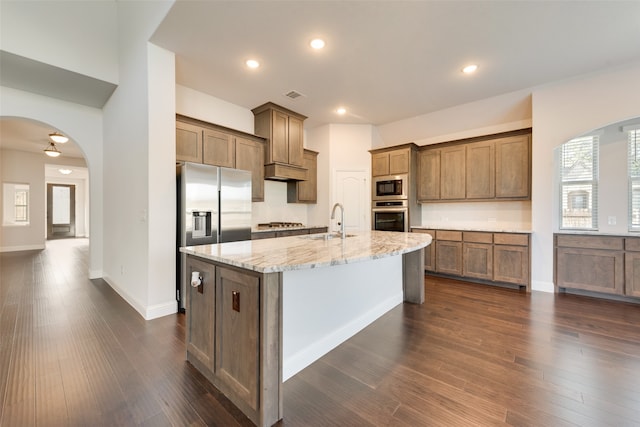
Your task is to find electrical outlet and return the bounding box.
[608,216,617,225]
[120,265,125,275]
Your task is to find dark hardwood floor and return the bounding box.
[2,239,640,426]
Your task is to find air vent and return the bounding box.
[284,90,306,100]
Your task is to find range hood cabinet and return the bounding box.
[253,102,308,181]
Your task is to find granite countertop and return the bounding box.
[180,230,432,273]
[412,225,532,234]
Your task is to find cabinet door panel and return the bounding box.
[436,241,462,275]
[495,135,530,198]
[236,137,264,201]
[412,229,435,272]
[625,252,640,297]
[440,146,466,199]
[556,247,622,294]
[287,116,305,167]
[372,153,389,177]
[389,149,409,175]
[466,141,495,199]
[176,121,203,163]
[417,149,440,201]
[215,266,259,411]
[186,257,215,371]
[203,129,235,168]
[494,244,529,285]
[463,243,493,280]
[290,150,317,203]
[271,110,289,164]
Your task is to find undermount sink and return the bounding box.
[301,232,355,240]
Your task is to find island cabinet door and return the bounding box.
[215,266,260,412]
[186,257,216,372]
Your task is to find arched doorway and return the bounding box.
[0,117,91,254]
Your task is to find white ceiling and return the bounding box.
[2,1,640,159]
[151,0,640,129]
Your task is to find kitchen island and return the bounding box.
[180,230,431,427]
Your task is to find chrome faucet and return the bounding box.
[331,203,345,239]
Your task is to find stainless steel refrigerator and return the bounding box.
[176,162,252,311]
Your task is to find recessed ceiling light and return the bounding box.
[336,107,346,115]
[462,64,478,74]
[310,38,325,50]
[246,59,260,69]
[59,168,72,175]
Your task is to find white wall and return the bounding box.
[0,87,104,276]
[102,1,175,320]
[0,0,119,84]
[531,61,640,292]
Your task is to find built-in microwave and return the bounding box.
[372,174,408,200]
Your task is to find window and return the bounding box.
[628,129,640,230]
[2,183,30,226]
[559,135,599,229]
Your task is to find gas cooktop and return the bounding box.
[257,222,305,229]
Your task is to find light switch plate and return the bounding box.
[608,216,616,225]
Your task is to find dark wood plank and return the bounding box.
[3,240,640,426]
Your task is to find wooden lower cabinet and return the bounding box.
[463,242,493,280]
[185,256,282,427]
[625,252,640,298]
[215,266,259,411]
[186,256,216,371]
[412,228,530,289]
[436,240,463,276]
[555,234,630,297]
[494,244,529,286]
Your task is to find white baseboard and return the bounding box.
[531,280,555,293]
[89,269,103,279]
[145,301,178,320]
[0,243,46,253]
[283,292,403,382]
[102,275,177,320]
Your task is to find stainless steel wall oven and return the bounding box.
[372,200,409,232]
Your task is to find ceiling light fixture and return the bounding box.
[336,107,347,115]
[462,64,478,74]
[44,142,61,157]
[49,132,69,144]
[58,169,72,175]
[246,59,260,69]
[310,38,325,49]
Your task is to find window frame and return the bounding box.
[628,128,640,231]
[559,135,599,231]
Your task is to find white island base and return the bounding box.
[283,254,402,381]
[181,231,431,427]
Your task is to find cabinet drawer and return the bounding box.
[556,235,623,250]
[463,232,493,244]
[494,233,528,246]
[625,237,640,252]
[436,230,462,241]
[412,228,435,237]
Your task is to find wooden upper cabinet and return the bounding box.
[372,152,390,176]
[495,134,530,199]
[287,115,304,168]
[176,121,203,163]
[417,130,531,203]
[417,149,440,201]
[235,137,265,202]
[253,102,307,168]
[288,149,318,203]
[371,148,410,177]
[466,140,495,199]
[203,129,235,168]
[440,145,466,200]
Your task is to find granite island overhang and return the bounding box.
[180,230,432,427]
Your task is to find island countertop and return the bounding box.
[180,230,432,273]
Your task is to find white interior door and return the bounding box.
[333,170,369,232]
